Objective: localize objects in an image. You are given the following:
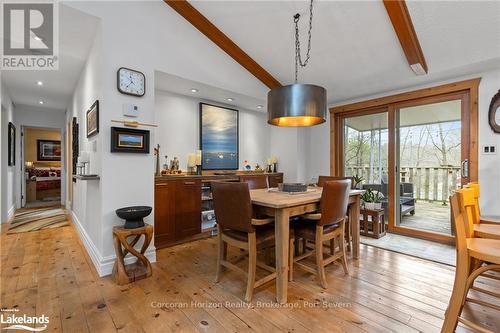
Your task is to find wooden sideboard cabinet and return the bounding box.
[155,179,201,248]
[154,173,283,248]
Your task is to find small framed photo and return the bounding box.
[8,122,15,166]
[86,100,99,138]
[111,127,150,154]
[37,140,61,161]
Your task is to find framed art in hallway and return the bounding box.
[37,140,61,161]
[86,100,99,137]
[199,103,239,170]
[111,127,150,153]
[8,122,15,166]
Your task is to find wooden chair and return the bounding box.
[291,179,350,288]
[317,176,354,188]
[441,192,500,333]
[467,182,500,225]
[316,176,353,251]
[459,187,500,240]
[240,175,269,190]
[212,182,293,302]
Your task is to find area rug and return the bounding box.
[8,207,69,234]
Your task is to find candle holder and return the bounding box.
[196,164,202,175]
[187,166,197,175]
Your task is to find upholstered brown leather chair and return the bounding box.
[317,176,353,251]
[240,175,268,190]
[212,182,292,302]
[317,176,354,189]
[291,179,350,288]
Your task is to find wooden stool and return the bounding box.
[360,208,386,238]
[112,224,153,285]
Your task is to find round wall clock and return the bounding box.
[117,67,145,97]
[489,89,500,133]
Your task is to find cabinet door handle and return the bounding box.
[184,181,196,185]
[156,183,168,187]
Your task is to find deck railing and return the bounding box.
[345,165,461,203]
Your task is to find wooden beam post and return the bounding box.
[164,0,282,89]
[383,0,428,75]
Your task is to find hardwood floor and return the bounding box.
[1,216,499,332]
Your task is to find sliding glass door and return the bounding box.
[393,93,469,240]
[335,88,474,243]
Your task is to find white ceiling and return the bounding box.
[189,0,500,104]
[1,4,99,111]
[155,71,266,112]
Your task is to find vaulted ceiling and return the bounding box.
[187,0,500,104]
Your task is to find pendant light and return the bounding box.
[268,0,326,127]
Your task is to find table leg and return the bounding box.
[350,195,361,259]
[275,208,289,304]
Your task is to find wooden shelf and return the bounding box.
[73,175,100,180]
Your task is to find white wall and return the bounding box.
[155,90,270,170]
[1,83,16,222]
[307,69,500,217]
[476,69,500,218]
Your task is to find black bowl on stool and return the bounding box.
[115,206,152,229]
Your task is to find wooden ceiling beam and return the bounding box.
[383,0,428,75]
[164,0,282,89]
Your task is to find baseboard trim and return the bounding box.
[3,204,16,223]
[69,210,156,277]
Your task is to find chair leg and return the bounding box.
[340,221,349,275]
[330,238,335,256]
[215,231,224,283]
[346,216,352,252]
[294,238,301,256]
[441,256,471,333]
[245,233,257,302]
[315,226,328,289]
[289,237,294,282]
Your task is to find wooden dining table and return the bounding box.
[250,187,364,304]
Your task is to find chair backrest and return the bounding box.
[319,179,351,226]
[467,182,481,223]
[318,176,354,189]
[450,192,469,258]
[212,182,254,233]
[240,175,268,190]
[456,188,478,237]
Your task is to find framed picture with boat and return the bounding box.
[199,103,239,170]
[111,127,150,153]
[37,140,61,161]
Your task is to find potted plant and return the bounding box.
[352,175,364,189]
[373,191,383,210]
[361,189,375,210]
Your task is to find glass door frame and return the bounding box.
[331,79,479,243]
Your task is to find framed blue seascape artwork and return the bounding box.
[199,103,239,170]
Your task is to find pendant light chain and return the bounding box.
[294,0,314,83]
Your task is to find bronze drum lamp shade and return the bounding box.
[267,83,327,127]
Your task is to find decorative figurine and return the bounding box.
[154,144,160,176]
[243,160,252,170]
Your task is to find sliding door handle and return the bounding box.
[461,159,469,179]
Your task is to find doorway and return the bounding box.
[332,79,479,244]
[22,127,63,208]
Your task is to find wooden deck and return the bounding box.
[1,215,499,332]
[401,200,453,235]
